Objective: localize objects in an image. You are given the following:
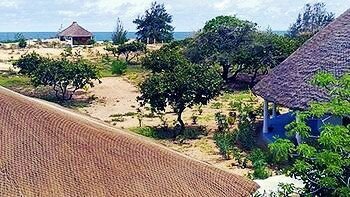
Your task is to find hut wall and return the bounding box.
[72,37,91,45]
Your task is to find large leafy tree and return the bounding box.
[112,18,128,45]
[242,30,300,87]
[289,2,334,38]
[138,47,223,131]
[15,53,100,101]
[133,2,174,44]
[186,16,256,81]
[269,72,350,196]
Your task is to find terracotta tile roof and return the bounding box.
[58,22,92,37]
[253,9,350,110]
[0,87,258,196]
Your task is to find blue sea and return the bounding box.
[0,32,194,42]
[0,31,287,42]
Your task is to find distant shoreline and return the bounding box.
[0,32,195,42]
[0,31,287,42]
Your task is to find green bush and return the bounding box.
[18,39,27,48]
[214,132,235,160]
[268,138,295,164]
[248,149,270,179]
[131,127,158,139]
[111,60,127,75]
[233,101,257,150]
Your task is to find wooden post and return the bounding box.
[263,100,269,134]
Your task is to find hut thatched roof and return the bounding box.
[58,22,92,37]
[0,87,258,196]
[253,9,350,110]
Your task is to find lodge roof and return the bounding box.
[253,9,350,110]
[58,22,92,37]
[0,87,258,196]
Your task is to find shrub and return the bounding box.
[131,127,158,139]
[18,39,27,48]
[214,132,235,160]
[268,138,295,164]
[117,41,146,64]
[111,60,127,75]
[233,101,257,150]
[248,149,270,179]
[15,33,27,48]
[14,53,100,101]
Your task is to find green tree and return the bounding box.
[142,44,187,73]
[269,72,350,196]
[14,53,101,101]
[15,33,27,48]
[242,30,300,87]
[117,41,146,64]
[133,1,174,44]
[186,16,256,81]
[138,63,223,132]
[112,18,128,45]
[289,2,334,38]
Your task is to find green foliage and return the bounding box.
[133,2,174,43]
[248,149,270,179]
[112,18,128,45]
[186,15,256,81]
[215,112,230,133]
[131,127,159,139]
[269,72,350,196]
[104,45,118,56]
[138,62,223,131]
[111,60,127,75]
[268,138,295,164]
[15,33,27,48]
[142,45,187,73]
[14,53,100,101]
[214,132,235,160]
[288,2,334,38]
[0,74,30,88]
[117,41,146,64]
[232,101,257,150]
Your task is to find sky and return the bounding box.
[0,0,349,32]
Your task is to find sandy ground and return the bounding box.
[76,76,253,176]
[79,77,141,127]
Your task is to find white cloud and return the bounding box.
[0,0,20,8]
[214,0,231,10]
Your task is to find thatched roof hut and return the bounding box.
[253,9,350,110]
[58,22,93,45]
[0,87,258,196]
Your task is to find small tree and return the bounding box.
[15,33,27,48]
[117,41,146,64]
[269,72,350,196]
[112,18,128,45]
[14,53,101,101]
[288,2,334,38]
[133,1,174,44]
[138,63,223,132]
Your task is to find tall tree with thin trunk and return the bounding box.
[112,18,128,45]
[288,2,334,38]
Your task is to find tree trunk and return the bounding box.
[177,108,185,133]
[222,64,230,81]
[249,69,259,89]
